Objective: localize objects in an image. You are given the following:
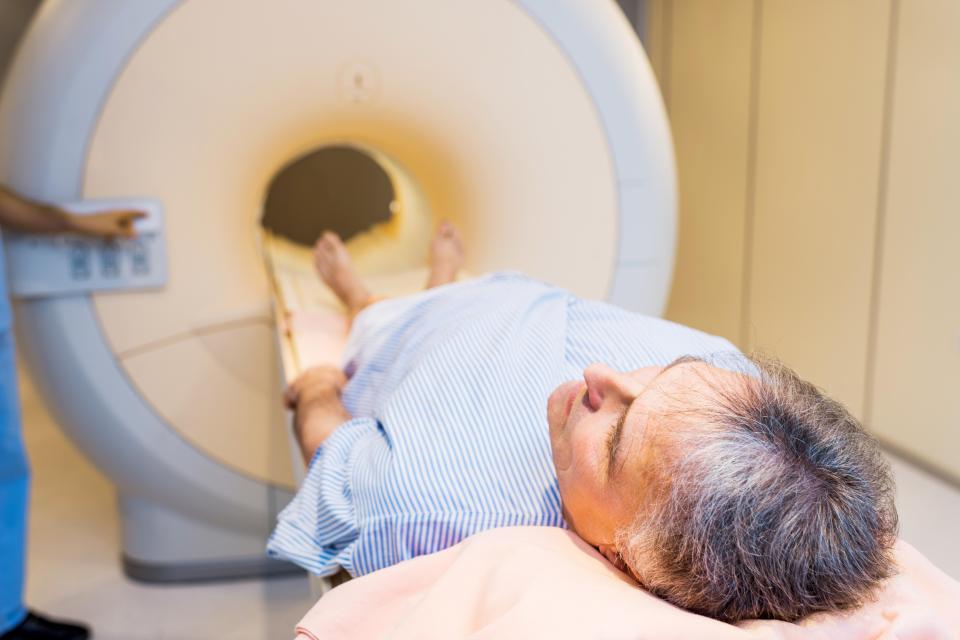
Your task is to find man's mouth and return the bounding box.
[563,382,584,421]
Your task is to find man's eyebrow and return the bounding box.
[606,403,630,480]
[606,357,701,479]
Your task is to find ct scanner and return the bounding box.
[0,0,675,582]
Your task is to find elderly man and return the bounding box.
[269,223,897,623]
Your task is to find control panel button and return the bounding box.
[69,241,92,280]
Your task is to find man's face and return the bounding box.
[546,359,743,550]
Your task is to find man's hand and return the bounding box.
[67,209,145,240]
[284,365,352,464]
[283,365,347,409]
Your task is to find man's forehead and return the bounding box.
[643,359,748,399]
[635,359,707,405]
[614,360,745,475]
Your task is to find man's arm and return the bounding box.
[284,365,353,465]
[0,184,144,238]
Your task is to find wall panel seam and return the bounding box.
[661,0,673,110]
[863,0,901,427]
[739,0,763,349]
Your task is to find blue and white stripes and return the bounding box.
[268,272,737,576]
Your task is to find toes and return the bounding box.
[313,244,327,263]
[313,242,332,263]
[315,232,348,263]
[317,231,343,249]
[446,225,464,250]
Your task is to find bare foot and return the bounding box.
[313,231,373,313]
[426,220,465,289]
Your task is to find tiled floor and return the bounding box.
[14,366,960,639]
[888,455,960,580]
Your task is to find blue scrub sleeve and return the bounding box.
[0,327,29,633]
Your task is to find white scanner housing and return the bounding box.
[0,0,675,581]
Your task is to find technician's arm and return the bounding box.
[284,365,353,465]
[0,184,144,238]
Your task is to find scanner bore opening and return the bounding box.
[261,145,396,247]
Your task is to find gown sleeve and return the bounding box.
[267,417,381,576]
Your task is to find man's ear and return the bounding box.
[598,543,641,582]
[597,543,624,570]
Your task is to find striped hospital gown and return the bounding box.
[267,272,737,577]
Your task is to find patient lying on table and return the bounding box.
[268,223,898,623]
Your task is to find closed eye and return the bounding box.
[604,405,630,479]
[603,422,618,459]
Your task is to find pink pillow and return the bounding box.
[294,526,959,640]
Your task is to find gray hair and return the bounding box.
[615,354,898,622]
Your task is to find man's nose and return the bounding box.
[583,363,636,406]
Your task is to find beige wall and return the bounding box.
[648,0,960,483]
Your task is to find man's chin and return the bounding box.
[546,385,564,435]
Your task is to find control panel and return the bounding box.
[4,198,168,298]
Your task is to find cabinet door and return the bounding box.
[661,0,755,343]
[869,0,960,482]
[747,0,891,418]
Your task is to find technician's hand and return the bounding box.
[67,209,145,240]
[283,365,348,410]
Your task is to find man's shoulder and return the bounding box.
[565,296,741,364]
